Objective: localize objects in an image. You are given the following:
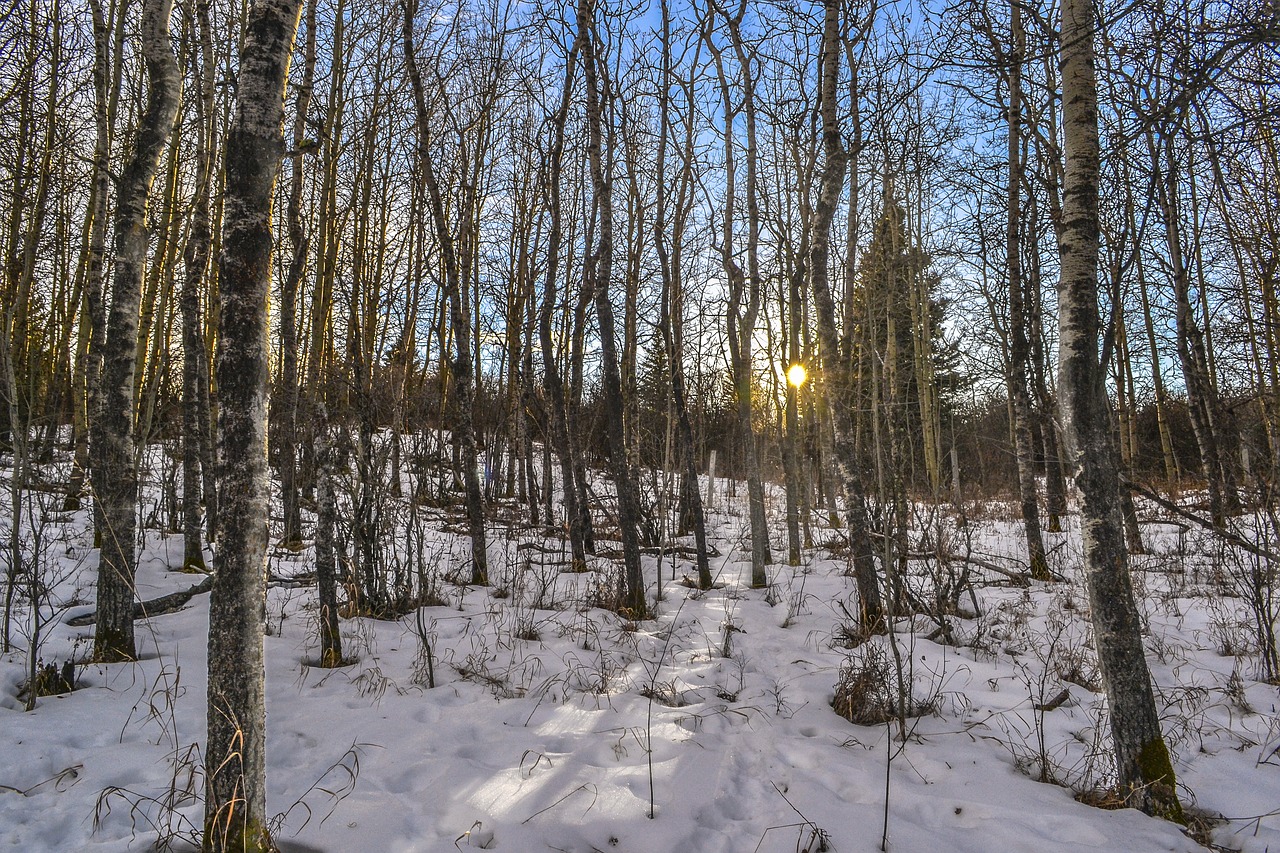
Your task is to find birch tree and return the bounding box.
[809,0,883,629]
[203,0,303,847]
[1055,0,1182,818]
[92,0,180,662]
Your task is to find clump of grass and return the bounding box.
[640,679,688,708]
[832,644,897,726]
[831,642,934,727]
[19,660,76,700]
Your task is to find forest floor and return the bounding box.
[2,455,1279,852]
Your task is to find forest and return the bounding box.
[1,0,1278,849]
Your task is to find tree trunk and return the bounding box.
[403,0,488,585]
[654,0,711,589]
[809,0,882,629]
[704,1,771,585]
[537,26,588,571]
[1056,0,1181,818]
[1147,128,1240,523]
[204,0,303,847]
[1130,189,1180,487]
[92,0,180,662]
[314,412,342,667]
[783,259,805,567]
[70,0,116,515]
[569,258,596,554]
[1025,197,1068,530]
[1006,1,1050,581]
[180,0,216,572]
[580,0,644,614]
[276,0,317,549]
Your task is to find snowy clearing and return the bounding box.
[3,470,1279,853]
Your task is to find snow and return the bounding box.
[3,472,1279,853]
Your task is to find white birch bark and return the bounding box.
[1056,0,1182,818]
[204,0,303,847]
[92,0,180,662]
[809,0,883,628]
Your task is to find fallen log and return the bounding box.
[640,544,722,559]
[65,574,214,626]
[857,528,1036,584]
[1125,478,1280,563]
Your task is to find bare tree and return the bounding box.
[274,0,318,549]
[92,0,180,662]
[808,0,883,629]
[180,0,217,572]
[538,16,591,571]
[403,0,499,586]
[1004,0,1051,580]
[702,0,771,586]
[653,0,712,588]
[203,0,304,847]
[1055,0,1182,818]
[580,0,646,613]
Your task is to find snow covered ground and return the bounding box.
[3,471,1279,852]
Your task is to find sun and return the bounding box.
[786,363,807,388]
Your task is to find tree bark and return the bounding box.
[204,0,303,848]
[314,411,342,667]
[92,0,180,662]
[1056,0,1182,818]
[809,0,882,629]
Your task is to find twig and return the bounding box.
[521,784,598,824]
[1033,688,1072,712]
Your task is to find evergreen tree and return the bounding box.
[635,343,672,469]
[852,189,955,490]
